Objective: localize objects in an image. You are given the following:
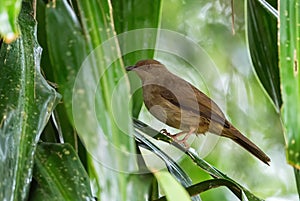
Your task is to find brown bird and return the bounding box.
[126,59,271,165]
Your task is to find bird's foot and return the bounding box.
[160,129,171,136]
[160,128,195,148]
[173,131,192,147]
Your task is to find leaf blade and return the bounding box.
[279,0,300,169]
[0,2,60,200]
[31,143,94,201]
[246,0,281,109]
[154,171,191,201]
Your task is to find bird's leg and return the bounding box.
[160,129,186,138]
[175,127,196,147]
[160,127,197,147]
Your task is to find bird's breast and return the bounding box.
[143,85,180,126]
[142,84,208,132]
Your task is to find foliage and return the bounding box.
[278,0,300,195]
[0,0,297,200]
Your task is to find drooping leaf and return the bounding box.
[246,0,281,110]
[30,143,94,201]
[155,179,245,201]
[135,129,200,201]
[186,149,261,201]
[0,2,60,200]
[133,118,263,201]
[135,131,192,185]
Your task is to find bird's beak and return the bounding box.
[126,65,136,71]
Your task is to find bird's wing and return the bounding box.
[159,82,230,128]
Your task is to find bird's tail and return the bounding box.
[222,126,271,165]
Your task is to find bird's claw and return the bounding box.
[160,129,171,136]
[160,129,190,148]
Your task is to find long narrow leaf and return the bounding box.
[135,130,200,201]
[74,0,138,199]
[30,143,94,201]
[135,130,191,184]
[0,2,60,200]
[279,0,300,194]
[155,179,244,201]
[111,0,162,117]
[132,118,263,201]
[246,0,281,109]
[45,0,138,200]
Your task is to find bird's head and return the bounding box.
[126,59,167,82]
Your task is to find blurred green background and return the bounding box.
[136,0,297,200]
[0,0,298,200]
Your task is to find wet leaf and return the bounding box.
[30,143,94,201]
[0,2,60,200]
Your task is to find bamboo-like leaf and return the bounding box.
[111,0,162,65]
[30,143,94,201]
[246,0,281,109]
[135,130,200,201]
[0,2,60,200]
[279,0,300,194]
[111,0,162,117]
[45,0,88,120]
[186,149,261,201]
[74,0,138,198]
[135,130,193,188]
[0,0,22,42]
[133,119,263,201]
[36,0,81,151]
[155,179,244,201]
[45,0,138,200]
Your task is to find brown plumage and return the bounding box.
[126,59,271,165]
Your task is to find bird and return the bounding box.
[126,59,271,165]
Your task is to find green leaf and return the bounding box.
[45,0,138,199]
[73,0,138,198]
[45,0,88,121]
[0,0,22,42]
[135,129,193,186]
[125,174,154,201]
[186,150,261,201]
[154,171,191,201]
[36,0,86,152]
[112,0,161,33]
[135,129,200,201]
[111,0,162,117]
[246,0,281,109]
[133,119,264,201]
[0,2,60,200]
[155,179,245,201]
[30,143,94,201]
[279,0,300,193]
